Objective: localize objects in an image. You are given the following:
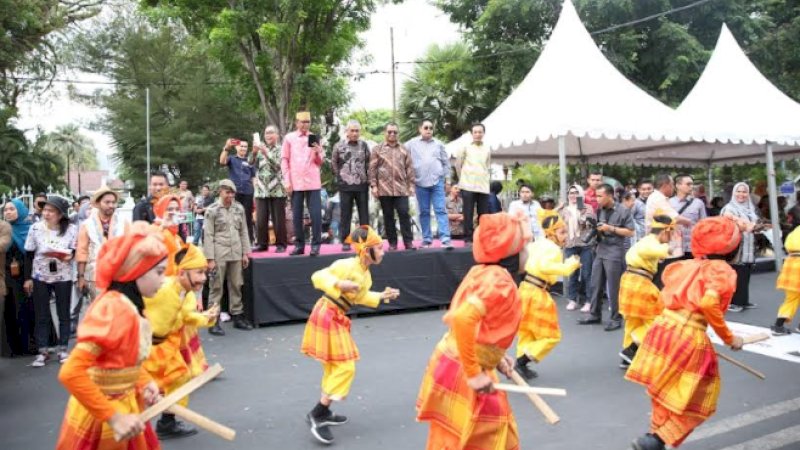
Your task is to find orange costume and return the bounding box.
[417,212,529,450]
[626,217,741,449]
[56,222,167,450]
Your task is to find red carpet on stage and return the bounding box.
[250,240,467,259]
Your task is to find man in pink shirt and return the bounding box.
[282,111,324,256]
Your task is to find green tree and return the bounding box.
[398,42,489,142]
[41,124,98,172]
[141,0,386,134]
[345,108,393,142]
[67,11,257,196]
[0,123,66,192]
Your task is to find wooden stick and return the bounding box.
[493,384,567,396]
[114,364,224,442]
[716,352,766,380]
[141,363,224,422]
[742,333,770,345]
[509,370,561,425]
[167,404,236,441]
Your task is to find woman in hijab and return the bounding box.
[721,182,767,312]
[2,199,35,356]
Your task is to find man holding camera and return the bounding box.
[220,138,257,246]
[282,111,324,256]
[204,180,253,334]
[578,184,634,331]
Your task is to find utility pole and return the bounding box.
[146,87,151,188]
[390,27,397,120]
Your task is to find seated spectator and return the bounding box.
[488,181,503,213]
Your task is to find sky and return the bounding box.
[14,0,461,177]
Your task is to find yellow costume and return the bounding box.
[143,276,192,407]
[175,245,214,377]
[620,234,669,349]
[776,227,800,325]
[300,226,384,401]
[516,237,579,362]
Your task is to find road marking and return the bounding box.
[685,396,800,443]
[719,423,800,450]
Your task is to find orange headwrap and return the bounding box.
[177,244,208,271]
[539,209,565,238]
[345,225,383,259]
[95,221,167,290]
[154,194,181,235]
[473,212,528,263]
[691,216,742,258]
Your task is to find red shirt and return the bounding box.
[584,187,598,211]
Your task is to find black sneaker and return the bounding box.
[156,418,198,440]
[319,411,348,427]
[619,359,631,370]
[275,245,287,253]
[771,324,791,336]
[631,433,665,450]
[209,322,225,336]
[619,347,636,364]
[306,413,334,445]
[233,315,253,330]
[514,360,538,380]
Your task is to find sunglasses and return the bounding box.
[422,126,433,130]
[568,191,578,195]
[37,201,46,208]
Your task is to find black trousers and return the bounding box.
[33,280,72,350]
[460,190,489,241]
[339,190,369,243]
[291,190,322,247]
[235,193,255,244]
[379,196,413,246]
[731,263,753,307]
[255,197,288,248]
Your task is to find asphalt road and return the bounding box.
[1,271,799,450]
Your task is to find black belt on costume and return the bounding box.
[151,335,167,345]
[789,252,800,257]
[625,267,654,280]
[325,294,353,312]
[523,274,550,290]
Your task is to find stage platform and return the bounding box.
[247,241,474,325]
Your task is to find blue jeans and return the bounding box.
[193,218,204,245]
[416,179,450,244]
[564,245,593,303]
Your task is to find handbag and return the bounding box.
[9,257,20,278]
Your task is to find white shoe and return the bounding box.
[32,353,48,367]
[220,312,231,322]
[58,351,69,364]
[566,300,578,311]
[580,303,591,313]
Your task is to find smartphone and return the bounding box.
[49,260,58,273]
[252,132,261,146]
[231,138,241,146]
[308,134,319,147]
[576,196,585,210]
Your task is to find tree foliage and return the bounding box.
[398,42,489,142]
[0,122,66,193]
[141,0,385,134]
[68,10,258,196]
[345,108,393,143]
[40,124,98,171]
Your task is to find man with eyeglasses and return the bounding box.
[405,119,452,249]
[332,120,371,252]
[669,174,706,260]
[252,125,288,253]
[282,111,325,256]
[369,123,416,250]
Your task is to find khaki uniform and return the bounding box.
[203,200,249,316]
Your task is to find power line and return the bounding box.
[590,0,717,35]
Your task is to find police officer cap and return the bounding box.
[218,179,237,193]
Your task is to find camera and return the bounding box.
[582,217,600,244]
[49,259,58,273]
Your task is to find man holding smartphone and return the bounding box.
[220,138,257,247]
[281,111,324,256]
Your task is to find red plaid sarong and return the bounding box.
[301,297,359,363]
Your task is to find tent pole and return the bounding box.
[766,143,784,272]
[707,164,714,202]
[558,135,567,203]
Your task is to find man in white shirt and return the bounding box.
[646,173,691,287]
[508,184,544,240]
